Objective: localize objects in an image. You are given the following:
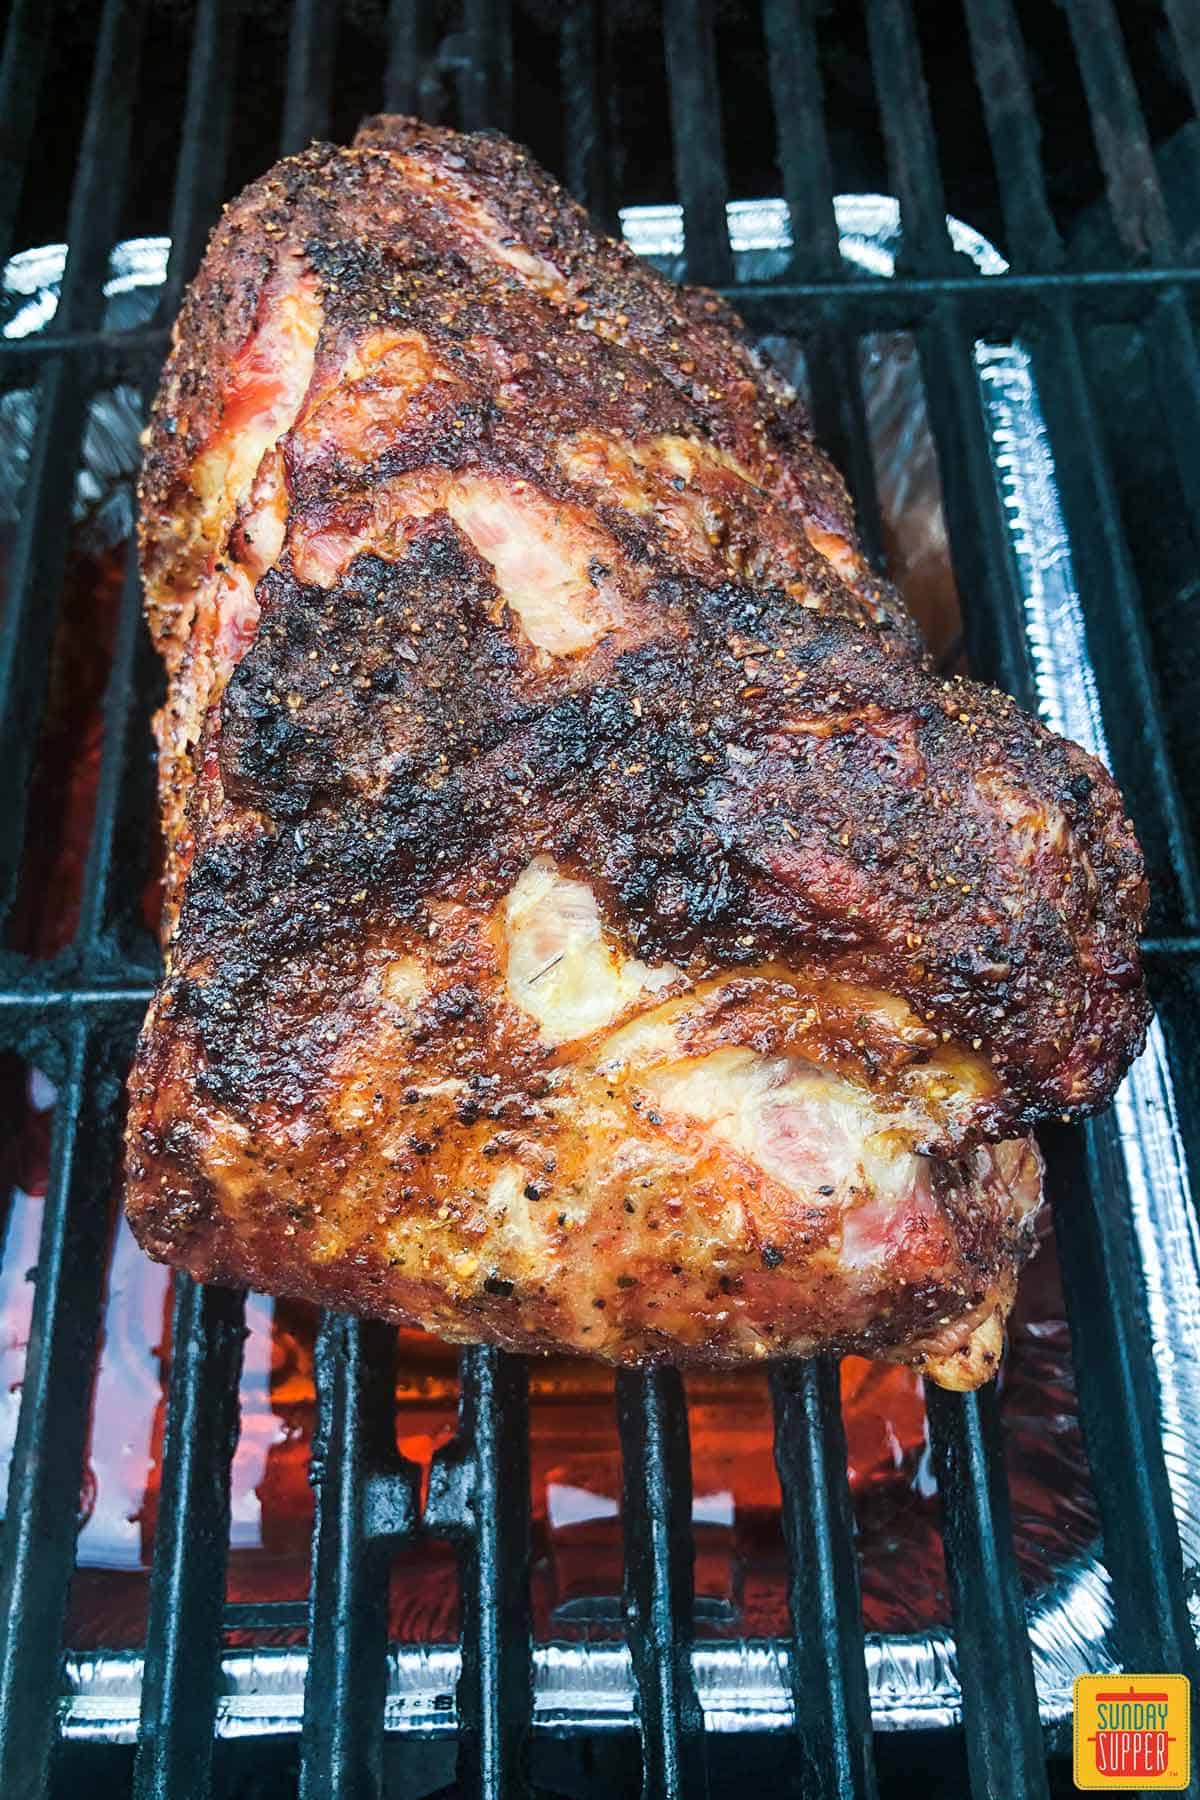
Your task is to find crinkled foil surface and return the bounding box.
[4,201,1196,1740]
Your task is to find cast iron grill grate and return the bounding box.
[0,1,1198,1796]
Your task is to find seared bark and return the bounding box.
[125,119,1147,1389]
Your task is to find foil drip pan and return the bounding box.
[4,198,1197,1740]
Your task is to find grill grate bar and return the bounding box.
[1165,0,1200,123]
[0,362,120,928]
[560,0,617,233]
[0,983,158,1016]
[761,0,841,279]
[662,0,733,287]
[8,264,1200,374]
[924,1387,1049,1800]
[1060,0,1176,263]
[55,0,148,329]
[770,1359,877,1800]
[384,0,427,117]
[863,0,957,273]
[460,0,514,135]
[805,328,886,569]
[160,0,239,319]
[133,1278,247,1800]
[761,0,885,563]
[0,0,147,930]
[1028,300,1200,925]
[860,7,1076,690]
[426,1345,534,1800]
[1143,287,1200,551]
[961,0,1063,270]
[1049,1116,1200,1703]
[721,264,1200,340]
[0,0,57,269]
[73,547,152,962]
[1144,933,1200,958]
[0,332,170,396]
[0,1024,125,1800]
[300,1316,418,1800]
[615,1368,707,1800]
[281,0,337,157]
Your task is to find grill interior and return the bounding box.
[1,1,1199,1796]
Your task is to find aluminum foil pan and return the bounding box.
[8,199,1196,1741]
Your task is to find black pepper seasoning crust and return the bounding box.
[168,519,1146,1134]
[124,117,1147,1385]
[139,120,918,655]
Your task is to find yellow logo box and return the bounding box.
[1073,1675,1191,1789]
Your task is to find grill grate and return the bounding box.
[0,2,1197,1796]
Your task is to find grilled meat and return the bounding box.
[125,118,1148,1389]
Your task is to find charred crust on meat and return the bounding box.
[172,520,1148,1129]
[126,117,1148,1383]
[138,125,917,651]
